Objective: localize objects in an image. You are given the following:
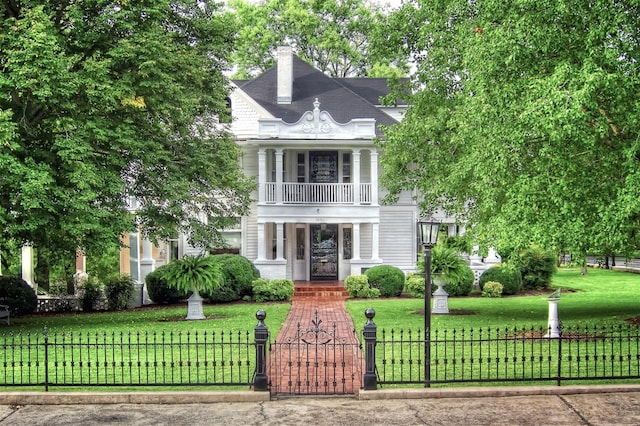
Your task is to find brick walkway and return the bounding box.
[268,282,363,395]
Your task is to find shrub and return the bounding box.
[252,278,294,302]
[519,245,557,290]
[444,266,475,296]
[145,265,188,304]
[364,265,405,297]
[482,281,503,298]
[344,275,380,298]
[204,254,259,303]
[478,265,522,295]
[104,274,134,310]
[405,273,425,298]
[0,276,37,316]
[79,277,103,312]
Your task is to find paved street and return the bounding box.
[1,387,639,425]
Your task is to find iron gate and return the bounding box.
[269,311,363,396]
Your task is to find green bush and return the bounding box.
[405,273,425,298]
[478,265,522,295]
[364,265,405,297]
[482,281,503,298]
[252,278,294,302]
[444,265,475,296]
[79,277,103,312]
[519,245,557,290]
[344,275,380,298]
[204,254,260,303]
[145,265,188,304]
[0,276,37,316]
[104,274,134,310]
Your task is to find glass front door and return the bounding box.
[310,224,338,280]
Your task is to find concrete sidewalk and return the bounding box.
[0,385,639,425]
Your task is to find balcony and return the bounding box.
[264,183,372,205]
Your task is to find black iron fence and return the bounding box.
[362,314,640,388]
[2,309,639,391]
[0,327,261,390]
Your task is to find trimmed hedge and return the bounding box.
[146,265,188,304]
[479,265,522,295]
[364,265,405,297]
[0,276,37,316]
[204,254,260,303]
[443,265,475,296]
[252,278,294,302]
[344,275,380,298]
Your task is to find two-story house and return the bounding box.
[119,47,461,290]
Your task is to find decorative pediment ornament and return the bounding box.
[258,99,376,140]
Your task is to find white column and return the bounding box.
[258,149,266,203]
[21,244,35,289]
[257,222,266,260]
[370,149,379,205]
[275,149,283,204]
[352,149,361,205]
[140,238,156,282]
[276,222,285,260]
[372,222,380,260]
[352,223,361,260]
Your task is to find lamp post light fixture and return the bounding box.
[418,218,440,388]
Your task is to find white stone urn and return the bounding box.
[186,290,206,320]
[431,274,450,314]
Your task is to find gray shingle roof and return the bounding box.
[233,56,399,136]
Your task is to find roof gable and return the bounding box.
[233,56,398,136]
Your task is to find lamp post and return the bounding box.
[418,219,440,388]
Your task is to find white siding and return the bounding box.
[379,206,417,273]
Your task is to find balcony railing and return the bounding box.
[264,183,372,205]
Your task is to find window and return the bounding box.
[297,153,306,183]
[343,227,352,260]
[296,227,305,260]
[210,217,241,255]
[342,153,351,183]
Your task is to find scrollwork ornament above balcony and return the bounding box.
[258,98,376,140]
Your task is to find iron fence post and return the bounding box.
[253,309,269,391]
[43,326,49,392]
[362,308,377,390]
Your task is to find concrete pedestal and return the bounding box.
[432,277,449,314]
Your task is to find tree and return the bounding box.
[1,1,254,277]
[377,0,640,266]
[228,0,406,78]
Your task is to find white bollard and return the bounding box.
[544,290,561,338]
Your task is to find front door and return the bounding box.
[310,224,338,280]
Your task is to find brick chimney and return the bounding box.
[277,46,293,104]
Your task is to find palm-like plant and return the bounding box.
[419,245,468,283]
[161,254,224,320]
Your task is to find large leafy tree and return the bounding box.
[229,0,406,78]
[0,1,253,281]
[378,0,640,263]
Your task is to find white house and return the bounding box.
[116,46,465,287]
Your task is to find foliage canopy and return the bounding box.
[378,0,640,258]
[0,1,253,260]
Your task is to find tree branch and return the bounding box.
[3,0,20,18]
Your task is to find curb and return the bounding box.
[1,385,639,405]
[0,390,270,405]
[358,384,640,400]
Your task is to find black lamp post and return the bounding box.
[418,218,440,387]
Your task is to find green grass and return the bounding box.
[0,301,291,391]
[345,268,640,331]
[4,301,291,335]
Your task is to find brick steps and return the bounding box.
[293,282,349,299]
